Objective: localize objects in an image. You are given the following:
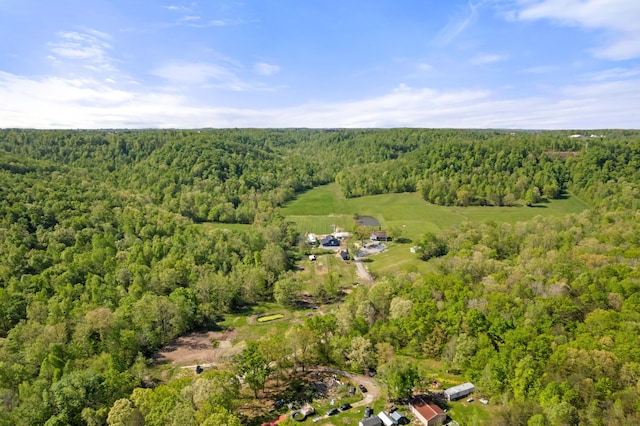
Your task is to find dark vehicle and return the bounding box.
[339,403,352,411]
[327,408,340,416]
[359,384,368,393]
[364,406,373,417]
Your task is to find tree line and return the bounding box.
[1,128,639,425]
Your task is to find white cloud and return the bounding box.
[418,63,433,71]
[582,67,640,82]
[180,15,201,22]
[435,1,481,45]
[178,17,243,28]
[151,61,275,91]
[1,71,639,129]
[47,30,116,72]
[163,5,191,13]
[152,62,235,85]
[471,53,508,64]
[515,0,640,60]
[253,62,280,76]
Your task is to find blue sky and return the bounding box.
[1,0,639,129]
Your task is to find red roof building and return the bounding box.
[409,396,446,426]
[261,414,286,426]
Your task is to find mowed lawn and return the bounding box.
[282,183,591,238]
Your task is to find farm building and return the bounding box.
[335,231,351,239]
[370,231,389,241]
[443,382,475,401]
[409,396,446,426]
[359,417,383,426]
[307,233,317,244]
[377,411,395,426]
[390,411,410,424]
[321,235,340,247]
[339,250,349,260]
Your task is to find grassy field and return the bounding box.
[218,303,294,343]
[286,214,352,235]
[283,183,590,235]
[283,183,591,276]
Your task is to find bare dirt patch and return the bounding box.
[154,327,238,366]
[315,260,328,275]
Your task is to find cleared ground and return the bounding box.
[154,328,238,367]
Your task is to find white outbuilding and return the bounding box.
[443,382,475,401]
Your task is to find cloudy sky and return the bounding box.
[1,0,639,129]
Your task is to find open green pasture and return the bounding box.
[218,303,294,343]
[283,183,590,238]
[297,251,356,294]
[283,183,591,277]
[286,214,351,235]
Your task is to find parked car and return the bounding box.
[359,384,368,393]
[339,403,352,411]
[326,408,340,416]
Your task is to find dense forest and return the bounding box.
[1,128,639,425]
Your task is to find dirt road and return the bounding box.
[354,251,374,285]
[310,366,380,407]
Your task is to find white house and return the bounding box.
[443,382,475,401]
[377,412,394,426]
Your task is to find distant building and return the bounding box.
[307,233,317,244]
[321,235,340,247]
[370,231,389,241]
[359,417,383,426]
[390,411,410,425]
[377,411,395,426]
[409,396,446,426]
[443,382,475,401]
[335,231,351,239]
[569,134,583,138]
